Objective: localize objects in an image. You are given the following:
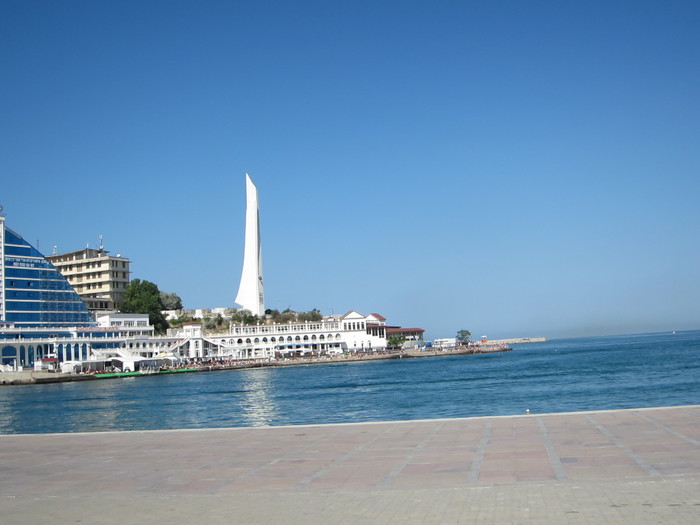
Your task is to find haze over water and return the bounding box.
[1,331,698,435]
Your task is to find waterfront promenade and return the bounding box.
[0,405,698,524]
[0,344,508,385]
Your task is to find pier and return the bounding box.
[0,405,698,524]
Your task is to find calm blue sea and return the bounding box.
[1,330,699,434]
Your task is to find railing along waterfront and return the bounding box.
[230,321,343,336]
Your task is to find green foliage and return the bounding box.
[120,279,169,334]
[297,308,322,322]
[168,314,194,329]
[272,308,297,323]
[456,329,472,342]
[266,308,322,323]
[387,334,406,349]
[230,309,261,325]
[160,291,183,310]
[203,314,226,332]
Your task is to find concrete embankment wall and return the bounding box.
[0,371,89,385]
[486,337,546,344]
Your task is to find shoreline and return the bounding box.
[0,344,512,385]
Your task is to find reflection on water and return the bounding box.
[239,368,278,426]
[0,380,127,434]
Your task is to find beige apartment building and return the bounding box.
[47,247,130,313]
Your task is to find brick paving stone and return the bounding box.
[0,405,699,524]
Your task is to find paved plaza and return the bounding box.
[1,405,699,524]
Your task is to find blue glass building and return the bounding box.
[1,210,100,366]
[0,211,188,369]
[1,215,94,328]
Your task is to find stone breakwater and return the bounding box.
[0,371,95,385]
[0,344,513,386]
[486,337,547,344]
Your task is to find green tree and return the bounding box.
[160,291,183,310]
[120,279,169,333]
[297,308,323,322]
[230,309,261,325]
[265,308,295,323]
[387,334,406,349]
[266,308,322,323]
[203,314,226,332]
[456,330,472,343]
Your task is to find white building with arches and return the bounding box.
[196,310,387,360]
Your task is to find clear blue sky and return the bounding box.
[2,1,699,340]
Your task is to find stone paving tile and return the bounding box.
[1,405,700,523]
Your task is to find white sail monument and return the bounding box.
[234,173,265,316]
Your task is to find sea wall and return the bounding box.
[0,371,89,385]
[486,337,547,344]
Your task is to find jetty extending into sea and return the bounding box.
[487,336,547,344]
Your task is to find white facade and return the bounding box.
[0,310,389,371]
[210,307,231,318]
[97,313,152,332]
[234,173,265,316]
[162,309,180,321]
[139,311,388,362]
[46,247,130,312]
[201,310,387,360]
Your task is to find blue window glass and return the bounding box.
[3,226,95,328]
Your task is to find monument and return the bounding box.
[234,173,265,316]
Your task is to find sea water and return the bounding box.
[0,330,698,434]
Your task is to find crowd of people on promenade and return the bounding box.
[61,352,398,376]
[174,344,512,372]
[183,349,405,371]
[0,343,513,385]
[51,344,512,377]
